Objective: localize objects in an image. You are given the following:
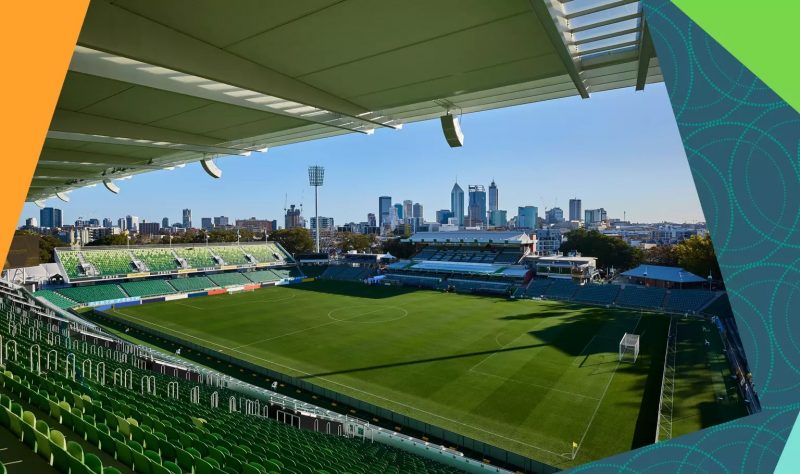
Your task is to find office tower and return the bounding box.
[569,198,582,221]
[394,203,404,220]
[125,215,139,232]
[489,210,508,227]
[403,200,413,221]
[488,180,498,211]
[367,213,376,227]
[39,207,62,229]
[546,207,564,224]
[213,216,229,227]
[310,216,335,231]
[25,217,38,228]
[103,218,113,228]
[378,196,392,227]
[182,208,192,229]
[285,204,303,229]
[139,222,160,235]
[436,209,453,225]
[201,218,214,230]
[161,217,169,228]
[585,208,608,225]
[450,183,464,226]
[118,218,127,231]
[467,185,487,226]
[517,206,538,229]
[412,202,423,219]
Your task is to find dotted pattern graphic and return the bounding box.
[569,1,800,472]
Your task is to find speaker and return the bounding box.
[440,114,464,147]
[201,158,223,178]
[103,179,120,194]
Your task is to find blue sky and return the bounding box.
[18,83,704,227]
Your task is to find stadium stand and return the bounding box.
[80,250,134,276]
[119,280,176,298]
[272,268,302,279]
[523,279,553,297]
[168,276,217,293]
[207,272,251,287]
[55,285,127,304]
[212,246,249,266]
[298,265,328,278]
[131,248,178,273]
[447,279,511,295]
[172,248,216,269]
[383,274,442,289]
[573,284,620,305]
[32,290,76,309]
[241,244,288,264]
[665,290,716,313]
[56,251,84,280]
[542,279,579,300]
[319,266,373,282]
[0,294,463,474]
[242,270,281,284]
[615,286,667,310]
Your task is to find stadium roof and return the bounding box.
[405,231,532,244]
[31,0,660,203]
[621,265,706,283]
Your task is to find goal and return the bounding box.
[619,333,640,363]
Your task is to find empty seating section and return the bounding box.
[57,251,83,279]
[524,279,553,297]
[270,268,300,279]
[298,265,328,278]
[173,248,216,269]
[412,248,437,260]
[383,274,442,289]
[665,290,715,313]
[543,279,579,300]
[0,296,462,474]
[81,250,134,276]
[494,249,522,264]
[120,280,176,298]
[213,247,249,266]
[241,244,286,264]
[573,284,620,305]
[131,249,177,272]
[413,246,522,265]
[168,276,216,293]
[615,287,667,309]
[319,266,372,281]
[448,279,510,294]
[32,290,76,309]
[207,272,251,287]
[55,284,127,303]
[242,270,280,283]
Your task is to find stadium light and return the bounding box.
[308,165,325,254]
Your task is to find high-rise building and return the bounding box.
[489,209,507,227]
[125,215,139,232]
[367,213,376,227]
[213,216,229,227]
[545,207,564,224]
[201,218,214,230]
[378,196,392,227]
[118,218,127,231]
[412,202,423,219]
[450,183,464,226]
[310,216,335,231]
[161,217,169,228]
[569,198,582,221]
[393,203,404,220]
[25,217,38,228]
[103,218,113,228]
[88,218,100,227]
[435,209,453,225]
[517,206,538,229]
[488,180,498,212]
[467,185,487,227]
[139,222,160,235]
[585,208,607,225]
[285,204,303,229]
[182,209,192,229]
[235,218,274,232]
[403,200,413,222]
[39,207,62,229]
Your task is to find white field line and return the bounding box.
[572,314,644,459]
[174,302,204,310]
[110,308,572,460]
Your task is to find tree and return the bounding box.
[381,238,416,259]
[559,228,642,271]
[674,234,721,280]
[268,228,313,255]
[86,234,130,247]
[338,232,372,253]
[643,245,679,266]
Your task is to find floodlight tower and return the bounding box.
[308,165,325,253]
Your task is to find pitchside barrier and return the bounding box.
[93,309,558,474]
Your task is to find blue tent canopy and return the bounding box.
[621,264,706,283]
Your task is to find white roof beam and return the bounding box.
[46,131,254,156]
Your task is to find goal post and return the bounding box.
[619,333,640,363]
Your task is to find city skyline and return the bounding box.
[17,85,704,227]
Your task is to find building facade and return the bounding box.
[489,209,507,227]
[569,198,582,221]
[285,204,303,229]
[40,207,62,229]
[182,209,192,229]
[378,196,392,228]
[412,202,423,219]
[545,207,564,224]
[467,185,486,227]
[201,217,214,230]
[517,206,538,229]
[488,180,498,212]
[139,222,160,235]
[450,183,464,226]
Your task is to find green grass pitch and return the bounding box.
[102,280,732,468]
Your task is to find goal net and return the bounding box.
[619,333,640,363]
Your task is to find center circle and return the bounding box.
[327,305,409,324]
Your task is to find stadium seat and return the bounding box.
[207,272,251,287]
[55,285,127,304]
[120,280,177,298]
[168,276,217,293]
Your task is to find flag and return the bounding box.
[572,442,578,449]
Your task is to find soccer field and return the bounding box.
[104,280,671,468]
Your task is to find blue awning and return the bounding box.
[621,265,705,283]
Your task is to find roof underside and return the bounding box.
[31,0,662,202]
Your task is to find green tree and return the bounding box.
[86,234,129,247]
[268,228,313,255]
[381,238,416,259]
[674,234,721,280]
[643,245,679,266]
[338,232,372,253]
[559,228,642,271]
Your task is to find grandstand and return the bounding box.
[319,266,374,282]
[167,276,217,293]
[55,285,127,304]
[119,280,176,298]
[206,272,252,288]
[131,248,178,273]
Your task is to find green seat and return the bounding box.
[35,428,52,464]
[145,450,162,464]
[163,461,182,474]
[104,468,123,474]
[85,453,104,474]
[21,411,37,450]
[8,409,23,439]
[117,439,134,467]
[67,440,84,461]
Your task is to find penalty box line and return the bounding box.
[111,308,574,461]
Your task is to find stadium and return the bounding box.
[1,2,757,474]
